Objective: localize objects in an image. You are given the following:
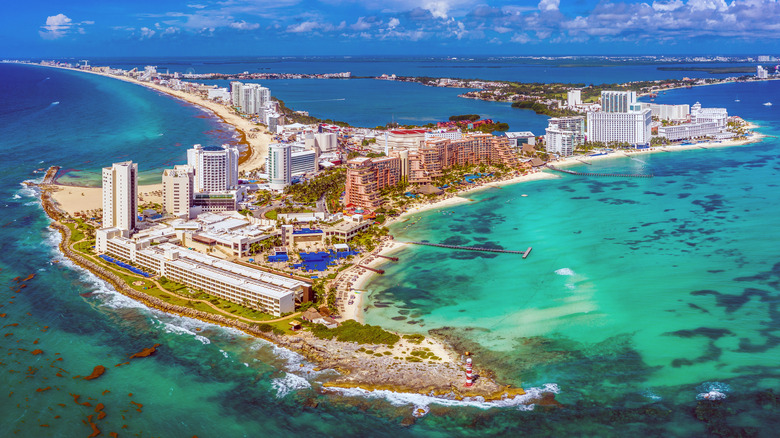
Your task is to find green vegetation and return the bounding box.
[310,319,400,345]
[273,97,352,127]
[402,334,425,344]
[449,114,480,122]
[511,100,580,118]
[284,168,346,212]
[469,121,510,133]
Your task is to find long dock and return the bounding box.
[546,164,653,178]
[358,265,385,274]
[408,241,531,256]
[376,254,398,261]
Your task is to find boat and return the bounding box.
[763,102,773,106]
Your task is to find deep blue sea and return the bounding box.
[1,59,779,436]
[38,56,765,132]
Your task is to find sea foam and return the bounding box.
[326,383,561,415]
[271,372,312,398]
[555,268,575,276]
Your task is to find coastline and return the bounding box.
[348,122,764,337]
[33,63,271,174]
[32,178,531,403]
[551,122,764,170]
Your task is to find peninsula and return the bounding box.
[18,59,763,410]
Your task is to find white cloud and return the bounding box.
[652,0,684,12]
[351,17,374,31]
[510,33,531,43]
[230,20,260,30]
[39,13,73,39]
[287,21,321,33]
[388,17,400,29]
[140,27,156,39]
[538,0,560,12]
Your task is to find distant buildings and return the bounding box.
[505,132,536,152]
[567,89,582,108]
[691,102,728,129]
[268,143,292,191]
[305,132,338,153]
[757,65,769,79]
[545,117,585,156]
[102,161,138,237]
[658,122,720,141]
[639,103,690,122]
[385,129,427,150]
[230,81,270,115]
[587,91,651,146]
[601,90,638,113]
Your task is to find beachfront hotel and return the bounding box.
[545,116,585,157]
[95,229,311,316]
[268,143,292,190]
[187,144,239,192]
[162,144,242,219]
[344,156,402,209]
[102,161,138,237]
[587,91,652,146]
[344,133,518,209]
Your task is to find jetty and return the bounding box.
[408,241,531,256]
[358,265,385,274]
[546,164,653,178]
[42,166,60,185]
[376,254,399,262]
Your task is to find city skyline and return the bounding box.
[5,0,780,57]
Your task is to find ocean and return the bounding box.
[0,59,778,436]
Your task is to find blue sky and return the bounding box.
[3,0,780,57]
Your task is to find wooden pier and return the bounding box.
[376,254,399,261]
[546,164,653,178]
[358,265,385,274]
[408,241,531,256]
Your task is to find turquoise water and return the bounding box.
[365,82,780,434]
[2,61,780,436]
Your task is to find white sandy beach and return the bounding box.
[38,65,272,174]
[50,183,163,216]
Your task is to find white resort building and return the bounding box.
[102,161,138,237]
[587,91,651,146]
[96,229,311,316]
[268,143,292,190]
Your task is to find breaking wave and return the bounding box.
[326,383,560,415]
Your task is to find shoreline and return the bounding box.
[33,63,271,175]
[349,121,765,323]
[32,178,531,404]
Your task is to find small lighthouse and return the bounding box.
[464,351,474,387]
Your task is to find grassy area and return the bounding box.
[402,334,425,344]
[310,319,400,346]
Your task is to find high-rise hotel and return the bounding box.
[587,91,651,146]
[162,144,241,218]
[102,161,138,237]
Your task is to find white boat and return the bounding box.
[764,102,773,106]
